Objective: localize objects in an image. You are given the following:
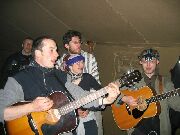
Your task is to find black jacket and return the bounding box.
[0,51,32,88]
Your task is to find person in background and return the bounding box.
[56,30,103,134]
[0,37,33,88]
[63,54,138,135]
[170,56,180,135]
[0,36,120,135]
[115,48,180,135]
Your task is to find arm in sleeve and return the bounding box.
[164,77,180,112]
[65,81,102,108]
[89,54,101,84]
[0,77,24,122]
[88,74,105,110]
[55,54,66,70]
[0,56,14,88]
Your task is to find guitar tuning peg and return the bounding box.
[126,68,134,74]
[127,70,131,74]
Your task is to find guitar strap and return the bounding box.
[155,75,163,116]
[158,75,163,94]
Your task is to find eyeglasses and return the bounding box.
[70,41,83,45]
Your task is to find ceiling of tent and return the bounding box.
[0,0,180,52]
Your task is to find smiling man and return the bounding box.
[0,36,120,135]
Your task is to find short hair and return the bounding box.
[62,30,82,46]
[22,37,33,45]
[32,36,55,58]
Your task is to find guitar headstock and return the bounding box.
[119,70,142,88]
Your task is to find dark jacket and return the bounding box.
[4,61,74,135]
[0,51,32,88]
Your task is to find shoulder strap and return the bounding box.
[158,75,163,94]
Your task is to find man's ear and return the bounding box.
[64,44,69,49]
[156,60,160,65]
[139,60,142,65]
[35,50,42,58]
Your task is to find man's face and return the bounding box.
[37,39,59,68]
[140,58,159,76]
[65,36,81,54]
[23,39,33,53]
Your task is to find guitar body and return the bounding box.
[112,86,159,130]
[5,70,143,134]
[6,91,77,135]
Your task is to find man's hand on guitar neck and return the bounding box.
[77,109,89,118]
[103,82,120,104]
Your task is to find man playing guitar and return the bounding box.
[113,48,180,135]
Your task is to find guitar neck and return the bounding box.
[59,88,107,115]
[147,88,180,104]
[58,69,142,116]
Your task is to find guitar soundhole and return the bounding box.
[132,108,145,119]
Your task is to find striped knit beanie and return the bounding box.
[65,54,85,67]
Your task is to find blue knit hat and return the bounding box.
[65,54,85,67]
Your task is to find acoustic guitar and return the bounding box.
[112,86,180,130]
[5,70,142,135]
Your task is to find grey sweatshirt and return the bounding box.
[0,76,102,122]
